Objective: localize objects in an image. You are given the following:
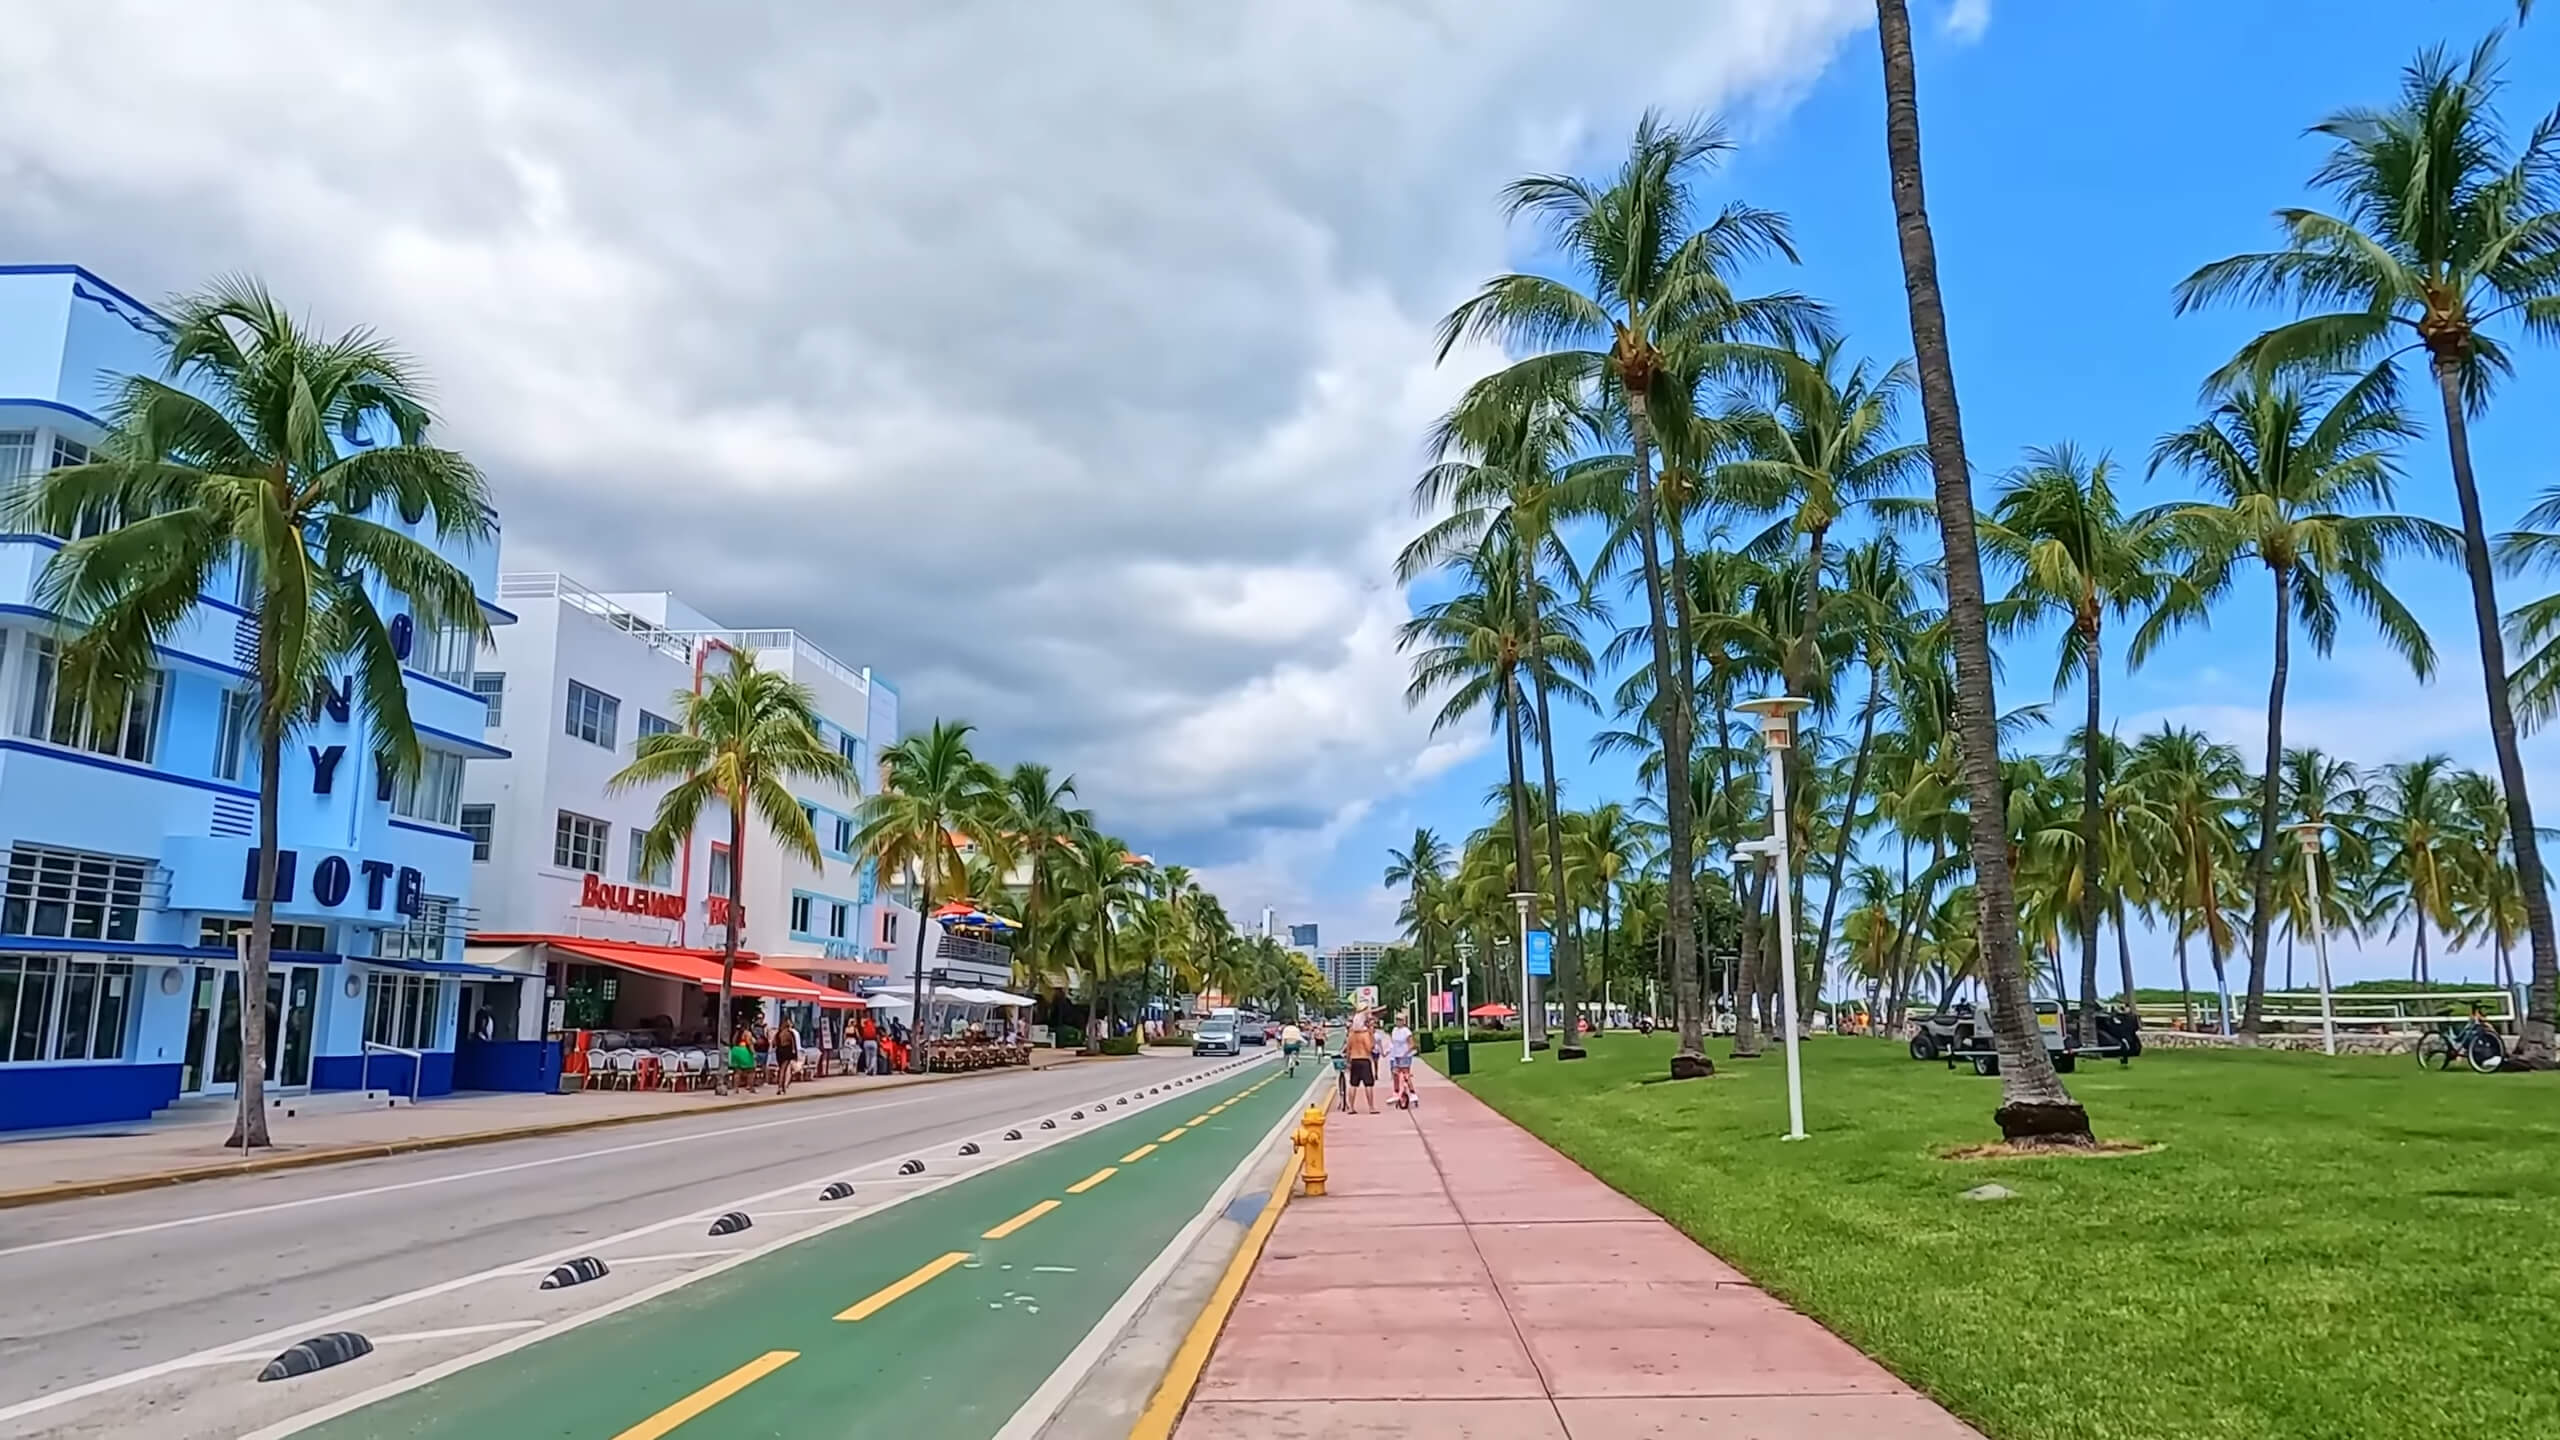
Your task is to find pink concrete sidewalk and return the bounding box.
[1175,1063,1982,1439]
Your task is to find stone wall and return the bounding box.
[2142,1028,2417,1055]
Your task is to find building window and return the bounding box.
[637,709,678,741]
[375,897,454,964]
[460,805,494,862]
[3,845,149,942]
[629,829,672,888]
[470,672,505,726]
[564,681,618,749]
[829,902,848,939]
[836,729,863,789]
[200,918,329,953]
[881,911,899,946]
[0,956,133,1063]
[0,430,33,485]
[415,623,476,687]
[790,893,814,934]
[19,636,164,764]
[834,816,855,855]
[232,548,261,610]
[391,748,466,827]
[708,844,732,897]
[50,435,90,471]
[213,688,256,782]
[554,811,609,874]
[362,971,442,1050]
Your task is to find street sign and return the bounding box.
[1526,929,1553,977]
[1351,985,1378,1010]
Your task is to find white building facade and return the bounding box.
[459,574,901,1038]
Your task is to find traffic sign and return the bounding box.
[1526,929,1553,977]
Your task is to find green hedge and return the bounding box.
[1147,1032,1196,1048]
[1099,1033,1142,1056]
[1053,1025,1087,1049]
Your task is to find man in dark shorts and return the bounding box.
[772,1017,800,1095]
[1342,1010,1379,1113]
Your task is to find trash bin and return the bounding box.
[1445,1040,1471,1076]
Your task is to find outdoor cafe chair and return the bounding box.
[583,1049,610,1087]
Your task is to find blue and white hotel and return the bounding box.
[0,264,525,1131]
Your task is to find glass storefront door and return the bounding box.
[184,963,320,1095]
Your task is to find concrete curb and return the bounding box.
[1127,1143,1306,1438]
[0,1053,1115,1212]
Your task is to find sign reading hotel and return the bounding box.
[577,874,686,921]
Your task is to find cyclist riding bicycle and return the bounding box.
[1280,1021,1304,1076]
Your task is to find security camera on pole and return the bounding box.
[1738,695,1812,1142]
[2293,821,2339,1056]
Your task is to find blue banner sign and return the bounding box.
[1526,929,1553,977]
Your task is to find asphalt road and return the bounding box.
[0,1049,1292,1440]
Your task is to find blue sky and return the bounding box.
[1321,0,2560,991]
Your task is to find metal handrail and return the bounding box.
[361,1041,426,1105]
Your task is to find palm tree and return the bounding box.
[615,649,855,1091]
[1400,541,1590,1048]
[1439,113,1822,1080]
[1384,829,1452,990]
[1061,830,1143,1041]
[2130,726,2251,1032]
[2143,367,2444,1032]
[1873,0,2089,1141]
[2177,34,2560,1064]
[1412,377,1608,1056]
[1982,444,2172,1046]
[9,278,492,1148]
[2373,755,2464,986]
[853,720,1001,1071]
[1566,802,1646,1033]
[2448,769,2528,990]
[994,762,1091,993]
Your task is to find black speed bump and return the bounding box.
[540,1257,610,1290]
[1040,1119,1057,1130]
[899,1159,926,1175]
[257,1332,372,1382]
[819,1181,856,1202]
[708,1211,754,1236]
[1004,1129,1023,1141]
[958,1141,981,1156]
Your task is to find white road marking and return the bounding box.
[0,1091,954,1259]
[370,1323,547,1345]
[0,1060,1244,1433]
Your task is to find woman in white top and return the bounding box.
[1386,1016,1417,1108]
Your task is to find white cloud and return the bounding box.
[1945,0,1994,43]
[0,0,1872,930]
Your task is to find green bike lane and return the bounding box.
[296,1060,1310,1440]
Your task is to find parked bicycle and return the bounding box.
[2416,1007,2507,1073]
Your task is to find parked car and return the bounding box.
[1193,1018,1240,1056]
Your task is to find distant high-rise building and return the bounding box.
[1259,906,1275,938]
[1325,941,1388,993]
[1288,923,1320,950]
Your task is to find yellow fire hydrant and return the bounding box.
[1293,1104,1329,1196]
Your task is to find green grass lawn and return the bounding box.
[1434,1035,2560,1440]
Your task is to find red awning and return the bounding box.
[488,934,862,1008]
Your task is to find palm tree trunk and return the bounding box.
[1629,398,1705,1076]
[1812,658,1884,975]
[226,714,282,1150]
[2114,897,2137,1012]
[2078,631,2105,1048]
[910,868,932,1073]
[1731,863,1767,1057]
[2175,917,2194,1030]
[1527,595,1584,1059]
[1501,670,1543,1047]
[1876,0,2086,1140]
[2284,926,2295,993]
[2433,352,2558,1063]
[718,799,744,1092]
[2242,567,2291,1037]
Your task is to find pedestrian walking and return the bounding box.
[1387,1013,1416,1109]
[1342,1010,1379,1114]
[772,1016,800,1095]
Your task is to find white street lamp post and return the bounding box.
[1510,890,1537,1064]
[2294,821,2338,1057]
[1739,695,1811,1142]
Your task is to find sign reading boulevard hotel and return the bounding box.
[577,873,687,921]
